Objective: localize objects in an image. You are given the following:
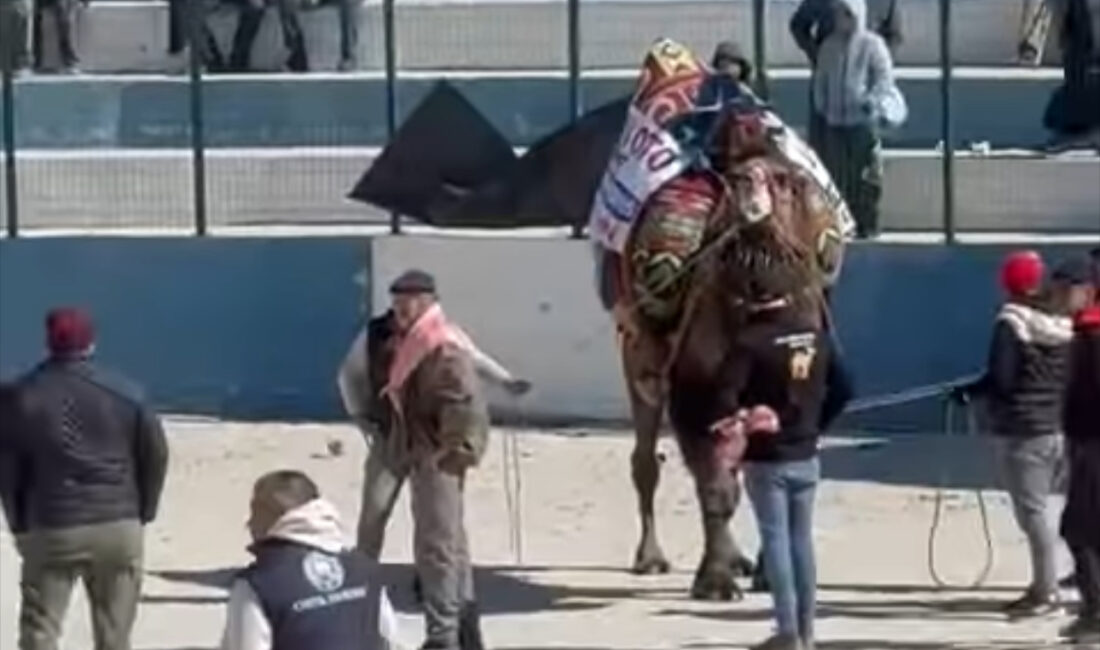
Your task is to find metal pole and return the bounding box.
[187,0,208,236]
[383,0,401,235]
[568,0,583,238]
[939,0,955,243]
[1,7,18,238]
[752,0,769,100]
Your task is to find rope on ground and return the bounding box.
[501,394,525,567]
[927,397,996,590]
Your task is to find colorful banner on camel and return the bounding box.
[588,39,707,252]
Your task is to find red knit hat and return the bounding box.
[999,250,1045,297]
[46,307,95,357]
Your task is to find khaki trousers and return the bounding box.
[16,520,144,650]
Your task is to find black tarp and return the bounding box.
[348,80,631,229]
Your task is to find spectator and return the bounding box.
[1041,0,1100,151]
[167,0,225,72]
[31,0,83,74]
[807,0,901,239]
[712,40,754,85]
[228,0,308,72]
[326,0,359,71]
[959,251,1074,619]
[0,308,169,650]
[221,470,402,650]
[1058,257,1100,644]
[0,0,31,75]
[790,0,903,62]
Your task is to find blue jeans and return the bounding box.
[745,457,820,640]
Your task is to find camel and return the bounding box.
[591,40,852,601]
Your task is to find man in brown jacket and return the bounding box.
[370,269,491,650]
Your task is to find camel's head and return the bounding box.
[702,107,831,318]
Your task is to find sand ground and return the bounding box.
[0,420,1090,649]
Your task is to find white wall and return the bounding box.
[371,236,632,422]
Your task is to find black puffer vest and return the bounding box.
[242,541,385,650]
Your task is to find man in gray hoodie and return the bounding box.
[807,0,899,239]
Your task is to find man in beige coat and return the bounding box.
[339,269,524,650]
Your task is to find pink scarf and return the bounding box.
[382,303,475,410]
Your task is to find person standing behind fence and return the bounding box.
[956,251,1075,619]
[0,0,31,75]
[31,0,83,73]
[805,0,902,240]
[227,0,308,72]
[0,308,170,650]
[1059,253,1100,643]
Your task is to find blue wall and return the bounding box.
[0,238,1094,427]
[832,242,1096,431]
[5,75,1058,149]
[0,237,369,420]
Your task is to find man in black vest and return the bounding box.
[221,470,402,650]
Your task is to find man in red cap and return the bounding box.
[0,307,169,650]
[958,250,1075,619]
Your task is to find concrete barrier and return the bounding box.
[2,71,1063,149]
[48,0,1043,73]
[10,148,1099,232]
[0,236,1095,428]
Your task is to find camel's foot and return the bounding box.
[731,553,756,578]
[691,562,743,602]
[632,540,672,575]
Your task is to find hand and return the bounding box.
[745,405,780,434]
[435,449,472,476]
[710,411,748,440]
[504,378,532,397]
[949,386,971,405]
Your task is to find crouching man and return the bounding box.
[221,471,403,650]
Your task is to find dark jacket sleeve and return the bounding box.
[819,345,854,431]
[790,0,827,61]
[133,404,169,524]
[0,383,28,533]
[1064,323,1100,441]
[971,320,1021,399]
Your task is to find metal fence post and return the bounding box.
[568,0,583,239]
[1,7,18,238]
[383,0,401,235]
[187,0,208,236]
[939,0,955,244]
[752,0,770,100]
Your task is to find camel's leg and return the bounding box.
[686,455,744,602]
[622,338,671,576]
[729,477,757,578]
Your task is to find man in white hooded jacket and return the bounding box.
[221,471,404,650]
[808,0,900,239]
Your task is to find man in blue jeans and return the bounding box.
[710,267,849,650]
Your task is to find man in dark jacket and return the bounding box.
[220,470,401,650]
[961,251,1074,618]
[0,307,169,650]
[1060,265,1100,643]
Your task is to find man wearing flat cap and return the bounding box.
[0,307,169,650]
[338,270,495,650]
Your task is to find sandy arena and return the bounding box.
[0,420,1085,649]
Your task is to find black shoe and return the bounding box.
[1060,616,1100,642]
[750,633,803,650]
[459,602,486,650]
[1003,591,1061,619]
[1059,573,1077,589]
[420,643,457,650]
